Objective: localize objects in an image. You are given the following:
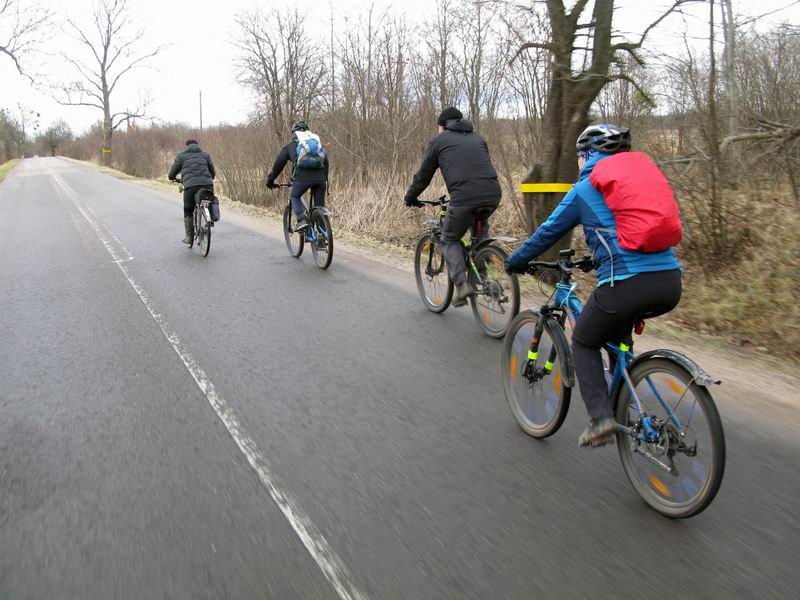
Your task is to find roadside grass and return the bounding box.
[0,159,20,183]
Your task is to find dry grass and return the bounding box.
[0,159,20,182]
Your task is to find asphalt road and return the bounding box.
[1,158,798,599]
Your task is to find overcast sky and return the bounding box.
[2,0,798,134]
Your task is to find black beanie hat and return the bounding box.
[437,107,463,126]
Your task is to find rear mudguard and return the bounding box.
[311,206,331,216]
[540,313,576,388]
[625,349,721,387]
[472,237,517,254]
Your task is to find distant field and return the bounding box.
[0,159,20,183]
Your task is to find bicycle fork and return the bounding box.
[523,315,558,384]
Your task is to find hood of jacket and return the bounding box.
[578,151,616,181]
[444,118,474,133]
[184,143,203,153]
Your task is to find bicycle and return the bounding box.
[175,179,213,257]
[276,183,333,270]
[414,196,520,338]
[502,249,725,517]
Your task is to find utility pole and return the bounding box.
[199,90,203,132]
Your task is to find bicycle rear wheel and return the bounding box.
[309,209,333,269]
[197,208,211,257]
[470,244,520,338]
[502,311,571,438]
[414,233,453,312]
[283,205,304,258]
[615,358,725,518]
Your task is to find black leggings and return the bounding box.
[183,185,213,218]
[572,270,682,419]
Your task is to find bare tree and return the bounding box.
[0,0,50,77]
[53,0,164,163]
[234,8,328,138]
[38,119,74,156]
[512,0,698,249]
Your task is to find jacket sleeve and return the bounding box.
[507,187,581,268]
[207,154,216,179]
[267,144,291,183]
[167,154,182,181]
[404,139,439,201]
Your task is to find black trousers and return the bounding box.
[572,269,682,419]
[440,200,500,286]
[290,181,326,219]
[183,185,213,218]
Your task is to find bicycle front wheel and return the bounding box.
[414,234,453,313]
[283,205,304,258]
[470,244,520,338]
[502,311,571,438]
[615,358,725,518]
[309,209,333,270]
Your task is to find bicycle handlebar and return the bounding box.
[527,249,598,275]
[417,195,449,206]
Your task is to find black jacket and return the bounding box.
[405,119,501,205]
[168,143,216,188]
[266,137,329,185]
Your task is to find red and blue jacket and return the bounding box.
[507,152,681,286]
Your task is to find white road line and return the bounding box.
[50,171,368,600]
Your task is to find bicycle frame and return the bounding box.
[549,281,683,443]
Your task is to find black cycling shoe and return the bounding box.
[293,218,309,232]
[578,417,617,447]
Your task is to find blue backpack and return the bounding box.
[294,131,327,169]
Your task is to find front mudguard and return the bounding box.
[538,313,576,388]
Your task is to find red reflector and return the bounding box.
[634,320,645,335]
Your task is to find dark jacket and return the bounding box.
[168,143,215,188]
[404,119,502,205]
[266,137,329,185]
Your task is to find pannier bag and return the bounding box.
[589,152,682,252]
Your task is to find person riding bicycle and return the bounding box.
[505,124,683,448]
[168,139,216,244]
[404,107,502,307]
[265,120,329,231]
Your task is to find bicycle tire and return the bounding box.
[469,244,520,338]
[615,357,725,518]
[199,209,211,257]
[502,310,572,438]
[414,233,453,313]
[309,209,333,270]
[283,204,304,258]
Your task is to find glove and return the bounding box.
[504,261,527,276]
[405,197,423,208]
[266,179,277,189]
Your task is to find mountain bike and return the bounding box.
[176,180,213,257]
[414,196,520,338]
[502,249,725,517]
[277,183,333,270]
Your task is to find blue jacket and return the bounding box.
[508,153,681,285]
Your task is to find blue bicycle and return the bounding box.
[502,249,725,518]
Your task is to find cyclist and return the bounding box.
[168,139,216,245]
[404,107,502,307]
[505,124,683,447]
[265,120,329,231]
